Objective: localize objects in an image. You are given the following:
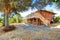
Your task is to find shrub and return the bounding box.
[0,18,3,22]
[54,16,60,22]
[9,17,16,23]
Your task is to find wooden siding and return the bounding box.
[26,10,55,25]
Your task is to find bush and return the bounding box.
[9,17,16,23]
[0,18,3,22]
[9,13,23,23]
[54,16,60,22]
[17,18,23,23]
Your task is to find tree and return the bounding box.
[54,16,60,22]
[52,0,60,9]
[15,12,22,23]
[0,0,52,27]
[0,17,3,23]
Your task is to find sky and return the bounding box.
[44,3,60,16]
[20,8,37,17]
[20,2,60,17]
[0,12,3,17]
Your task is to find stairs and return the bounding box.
[35,12,50,26]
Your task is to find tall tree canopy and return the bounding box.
[0,0,60,12]
[52,0,60,9]
[0,0,53,13]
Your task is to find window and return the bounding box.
[34,18,36,22]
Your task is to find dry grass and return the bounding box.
[0,29,60,40]
[20,29,60,40]
[0,23,60,40]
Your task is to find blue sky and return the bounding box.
[0,12,3,17]
[44,3,60,16]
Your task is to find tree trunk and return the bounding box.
[4,13,9,26]
[4,2,10,26]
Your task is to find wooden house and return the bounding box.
[26,10,55,26]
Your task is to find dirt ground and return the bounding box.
[0,23,60,40]
[50,22,60,27]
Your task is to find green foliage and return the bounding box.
[52,0,59,2]
[9,17,15,23]
[0,18,2,22]
[52,0,60,9]
[8,13,23,23]
[18,17,23,23]
[0,0,53,12]
[54,16,60,22]
[2,22,5,26]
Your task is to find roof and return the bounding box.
[25,10,56,19]
[35,10,56,14]
[25,13,36,19]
